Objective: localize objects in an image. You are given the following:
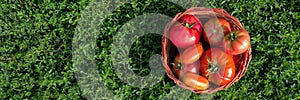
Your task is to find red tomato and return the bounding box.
[182,62,199,74]
[179,14,203,35]
[171,55,199,78]
[171,64,182,78]
[224,30,250,55]
[182,72,209,90]
[169,23,200,48]
[170,14,202,48]
[171,55,183,78]
[199,48,236,86]
[181,43,204,64]
[203,18,231,46]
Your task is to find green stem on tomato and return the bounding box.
[171,63,184,69]
[206,55,220,76]
[182,22,196,29]
[228,31,238,41]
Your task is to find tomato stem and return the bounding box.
[182,22,196,29]
[209,62,219,73]
[228,31,238,41]
[206,55,219,74]
[171,63,184,69]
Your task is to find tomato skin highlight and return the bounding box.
[182,72,209,90]
[200,48,236,86]
[182,62,199,74]
[170,23,200,48]
[181,43,204,65]
[225,30,250,55]
[203,18,231,46]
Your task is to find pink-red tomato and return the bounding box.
[181,43,204,64]
[224,30,250,55]
[182,62,199,74]
[203,18,231,46]
[170,14,203,48]
[171,55,199,78]
[169,23,200,48]
[179,14,203,35]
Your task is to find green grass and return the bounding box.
[0,0,299,99]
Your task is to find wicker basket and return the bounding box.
[162,7,252,94]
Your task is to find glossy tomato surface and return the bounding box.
[182,62,199,74]
[182,72,209,90]
[225,30,250,55]
[199,48,236,86]
[181,43,204,65]
[203,18,231,46]
[169,23,200,48]
[171,55,199,78]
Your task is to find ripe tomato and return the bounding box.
[203,18,231,46]
[179,14,203,35]
[182,72,209,90]
[169,23,200,48]
[224,30,250,55]
[171,55,199,78]
[170,15,202,48]
[199,48,235,86]
[171,64,183,78]
[171,55,183,78]
[181,43,204,64]
[182,62,199,74]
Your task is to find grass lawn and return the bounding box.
[0,0,299,99]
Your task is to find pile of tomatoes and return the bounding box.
[169,14,250,90]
